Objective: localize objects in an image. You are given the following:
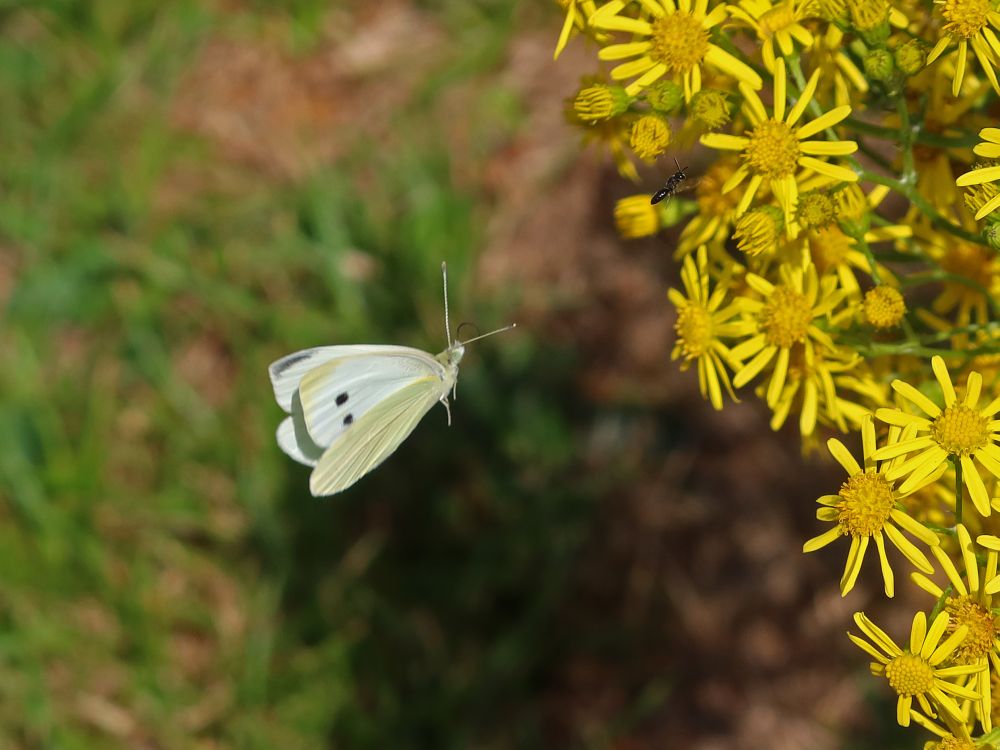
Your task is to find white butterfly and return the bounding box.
[269,262,515,497]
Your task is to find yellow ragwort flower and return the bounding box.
[766,345,870,435]
[668,245,744,409]
[806,222,905,297]
[590,0,763,99]
[676,157,744,257]
[728,262,847,408]
[615,194,661,238]
[926,0,1000,96]
[629,113,672,160]
[804,416,943,597]
[700,59,859,226]
[849,610,984,726]
[957,130,1000,219]
[727,0,817,72]
[810,27,870,108]
[908,709,979,749]
[863,285,907,329]
[929,237,1000,325]
[912,524,1000,732]
[553,0,602,59]
[873,356,1000,518]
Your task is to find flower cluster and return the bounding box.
[553,0,1000,742]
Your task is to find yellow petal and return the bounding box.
[797,156,858,182]
[799,140,859,155]
[599,42,653,60]
[704,44,762,89]
[796,105,852,139]
[956,164,1000,186]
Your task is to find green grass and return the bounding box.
[0,1,613,747]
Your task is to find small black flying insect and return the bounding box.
[651,158,689,205]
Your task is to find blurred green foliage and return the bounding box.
[0,1,608,747]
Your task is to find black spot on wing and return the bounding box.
[343,414,354,426]
[336,392,348,406]
[272,350,313,375]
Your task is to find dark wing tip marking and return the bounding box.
[271,350,314,377]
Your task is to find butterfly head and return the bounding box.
[437,342,466,370]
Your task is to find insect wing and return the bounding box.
[309,377,445,496]
[269,345,429,413]
[276,391,326,467]
[294,349,447,448]
[674,177,700,196]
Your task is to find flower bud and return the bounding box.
[690,89,732,130]
[630,114,672,161]
[574,84,631,122]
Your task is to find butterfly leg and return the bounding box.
[440,396,452,426]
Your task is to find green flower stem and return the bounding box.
[894,96,916,187]
[898,270,1000,317]
[856,168,987,246]
[852,339,1000,358]
[855,139,894,171]
[843,116,979,150]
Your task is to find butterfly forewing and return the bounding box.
[309,378,445,496]
[269,345,428,413]
[296,349,448,448]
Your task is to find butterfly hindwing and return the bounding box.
[297,349,447,448]
[275,390,326,467]
[309,377,445,496]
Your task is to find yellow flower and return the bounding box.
[863,285,906,329]
[804,416,943,596]
[848,609,984,726]
[912,524,1000,732]
[629,113,672,160]
[926,0,1000,97]
[766,346,873,435]
[728,262,847,409]
[873,356,1000,518]
[928,237,1000,325]
[573,83,631,122]
[614,195,661,238]
[676,157,745,257]
[727,0,817,72]
[700,59,859,226]
[806,222,905,297]
[973,127,1000,158]
[734,205,784,257]
[808,27,869,108]
[667,245,744,409]
[901,74,992,213]
[908,710,979,749]
[957,130,1000,219]
[553,0,602,59]
[590,0,763,99]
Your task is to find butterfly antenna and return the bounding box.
[441,261,453,348]
[458,323,517,346]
